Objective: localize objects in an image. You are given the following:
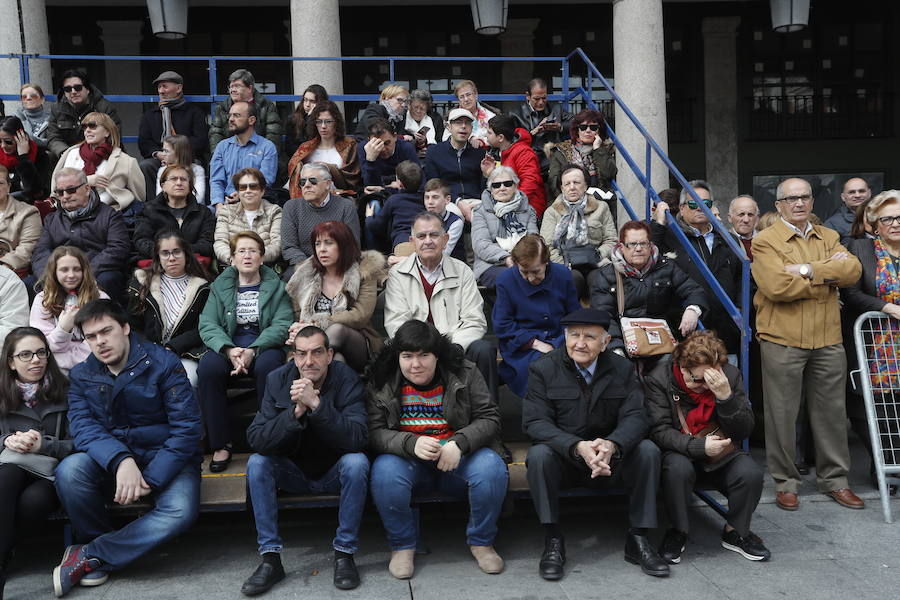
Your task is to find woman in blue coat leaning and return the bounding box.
[492,234,581,397]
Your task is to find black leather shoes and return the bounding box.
[624,534,670,578]
[539,536,566,580]
[209,447,233,473]
[241,561,285,596]
[333,554,360,590]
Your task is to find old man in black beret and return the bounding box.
[522,307,668,581]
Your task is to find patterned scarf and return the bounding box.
[0,138,38,169]
[552,194,589,249]
[78,142,112,175]
[567,142,597,178]
[868,238,900,391]
[610,242,660,278]
[16,379,40,409]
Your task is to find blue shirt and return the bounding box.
[209,131,278,205]
[579,357,599,384]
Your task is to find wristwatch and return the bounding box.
[799,264,810,278]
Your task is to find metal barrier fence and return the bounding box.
[852,311,900,523]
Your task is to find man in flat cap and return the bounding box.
[137,70,210,200]
[523,307,668,581]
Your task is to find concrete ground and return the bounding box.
[4,443,899,600]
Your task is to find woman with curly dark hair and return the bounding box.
[643,330,768,565]
[366,319,508,581]
[0,327,72,594]
[287,100,360,198]
[546,108,617,199]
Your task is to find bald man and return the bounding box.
[728,195,760,261]
[823,177,871,239]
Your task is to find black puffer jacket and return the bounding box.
[588,257,708,351]
[132,192,216,261]
[46,85,122,158]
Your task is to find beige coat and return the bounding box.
[214,200,283,265]
[53,145,146,210]
[285,250,387,353]
[384,254,486,351]
[0,198,41,270]
[539,193,617,265]
[752,218,861,349]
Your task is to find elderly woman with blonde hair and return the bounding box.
[354,84,410,139]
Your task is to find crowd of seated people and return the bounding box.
[1,65,897,600]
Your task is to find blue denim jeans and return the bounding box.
[246,452,369,554]
[370,447,508,550]
[54,452,200,571]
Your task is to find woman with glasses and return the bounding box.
[404,89,444,158]
[214,167,282,268]
[444,80,498,148]
[0,116,50,204]
[127,231,211,390]
[284,220,386,371]
[588,220,706,357]
[15,84,50,150]
[285,84,328,158]
[199,231,292,473]
[354,84,411,141]
[472,166,538,290]
[644,330,769,564]
[842,190,900,485]
[46,69,121,162]
[153,134,207,205]
[29,246,108,372]
[51,111,145,221]
[288,100,360,198]
[492,235,580,397]
[133,164,216,265]
[547,109,617,200]
[0,327,72,596]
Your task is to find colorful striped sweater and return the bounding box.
[398,383,455,442]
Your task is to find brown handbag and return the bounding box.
[673,394,737,464]
[614,270,677,358]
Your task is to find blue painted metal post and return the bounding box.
[207,58,218,120]
[561,58,570,114]
[645,141,652,222]
[389,59,395,82]
[20,55,30,85]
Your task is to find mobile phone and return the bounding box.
[545,117,556,123]
[418,126,431,134]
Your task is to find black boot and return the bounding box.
[624,533,670,577]
[539,537,566,581]
[333,551,360,590]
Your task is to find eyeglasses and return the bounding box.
[623,241,650,249]
[314,119,334,126]
[298,177,321,186]
[393,97,409,105]
[62,84,85,93]
[81,122,98,130]
[877,215,900,226]
[0,138,14,146]
[238,182,261,191]
[235,248,261,256]
[159,248,184,259]
[165,176,189,184]
[778,194,812,205]
[684,369,704,382]
[54,183,86,197]
[20,93,40,100]
[577,124,600,132]
[13,348,48,362]
[490,180,515,189]
[686,199,714,210]
[457,91,476,100]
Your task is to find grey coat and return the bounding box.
[0,399,73,461]
[472,188,538,280]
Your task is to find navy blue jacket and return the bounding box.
[66,333,202,489]
[246,360,368,479]
[423,141,486,200]
[366,190,424,249]
[358,139,420,193]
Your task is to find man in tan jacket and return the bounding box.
[751,177,863,511]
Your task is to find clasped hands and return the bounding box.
[575,437,617,478]
[291,377,321,418]
[3,429,42,453]
[226,346,255,376]
[414,436,461,472]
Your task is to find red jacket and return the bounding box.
[501,128,547,217]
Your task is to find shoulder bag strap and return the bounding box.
[614,269,625,318]
[672,394,691,435]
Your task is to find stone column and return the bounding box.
[98,20,144,155]
[612,0,669,224]
[0,0,51,111]
[703,16,741,206]
[499,18,539,111]
[290,0,344,107]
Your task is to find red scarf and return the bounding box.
[0,139,38,169]
[672,361,716,435]
[78,142,113,175]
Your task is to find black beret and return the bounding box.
[560,307,611,329]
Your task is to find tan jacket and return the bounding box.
[0,198,42,270]
[53,145,146,210]
[539,193,617,265]
[214,200,283,265]
[751,218,861,349]
[285,250,387,353]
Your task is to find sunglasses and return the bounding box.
[62,84,85,93]
[81,122,99,130]
[490,180,515,189]
[54,183,86,197]
[577,124,600,132]
[686,199,714,210]
[298,177,320,186]
[0,138,14,146]
[21,93,40,100]
[238,182,261,191]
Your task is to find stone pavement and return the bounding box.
[4,457,899,600]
